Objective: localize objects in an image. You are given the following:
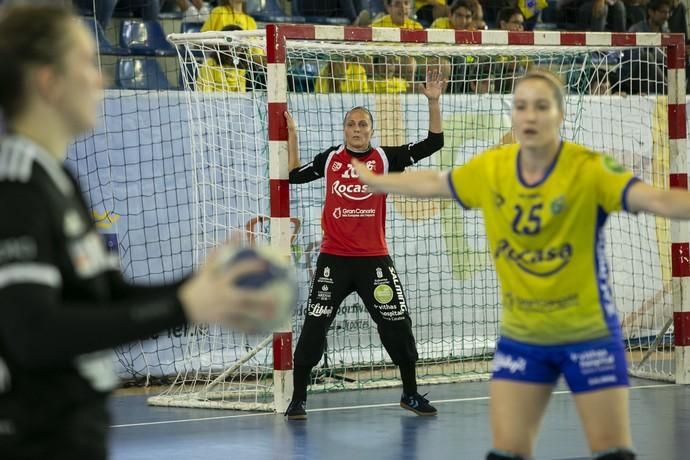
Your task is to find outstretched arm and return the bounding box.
[285,111,300,171]
[420,70,445,134]
[627,181,690,218]
[352,159,452,198]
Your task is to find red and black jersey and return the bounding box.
[289,132,443,256]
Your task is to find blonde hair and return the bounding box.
[514,68,566,112]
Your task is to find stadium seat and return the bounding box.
[81,17,130,56]
[252,0,306,23]
[180,21,204,34]
[119,19,176,57]
[115,58,171,90]
[287,61,319,93]
[291,0,350,25]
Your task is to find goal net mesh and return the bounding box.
[146,30,675,409]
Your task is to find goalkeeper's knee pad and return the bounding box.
[592,448,636,460]
[486,449,529,460]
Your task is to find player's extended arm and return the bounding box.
[627,181,690,218]
[421,70,445,135]
[0,187,278,368]
[285,111,300,171]
[352,159,452,198]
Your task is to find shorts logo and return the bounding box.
[308,302,334,318]
[374,284,394,304]
[317,284,331,301]
[569,349,616,374]
[587,375,618,386]
[376,267,383,279]
[317,266,333,285]
[388,266,407,313]
[492,352,527,374]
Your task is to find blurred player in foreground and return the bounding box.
[0,5,283,458]
[352,68,690,460]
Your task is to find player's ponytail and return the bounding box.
[0,5,75,122]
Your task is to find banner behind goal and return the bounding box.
[149,26,689,412]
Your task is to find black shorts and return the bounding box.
[305,253,410,323]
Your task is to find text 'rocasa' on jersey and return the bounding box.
[289,131,443,256]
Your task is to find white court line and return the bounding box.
[110,383,678,429]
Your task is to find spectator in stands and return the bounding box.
[369,0,419,93]
[415,0,449,27]
[497,7,525,31]
[623,0,645,29]
[516,0,547,30]
[298,0,365,23]
[588,68,612,95]
[467,62,496,93]
[668,0,688,41]
[314,60,371,93]
[469,0,487,29]
[178,0,211,22]
[430,0,474,30]
[73,0,161,29]
[202,0,257,32]
[426,0,470,91]
[628,0,671,32]
[371,0,423,28]
[197,24,248,92]
[372,54,415,93]
[667,0,690,94]
[617,0,669,94]
[557,0,626,32]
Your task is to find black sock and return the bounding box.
[292,365,311,401]
[399,364,417,395]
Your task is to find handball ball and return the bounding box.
[221,245,297,332]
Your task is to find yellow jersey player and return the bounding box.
[352,68,690,460]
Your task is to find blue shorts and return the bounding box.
[491,336,629,393]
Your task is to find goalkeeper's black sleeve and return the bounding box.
[382,131,444,172]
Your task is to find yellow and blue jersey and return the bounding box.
[314,63,370,94]
[201,7,257,32]
[371,15,423,30]
[197,57,247,92]
[430,17,453,29]
[448,141,638,345]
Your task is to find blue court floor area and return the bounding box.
[109,378,690,460]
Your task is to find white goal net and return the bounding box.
[148,27,686,411]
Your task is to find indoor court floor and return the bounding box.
[110,378,690,460]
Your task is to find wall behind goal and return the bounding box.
[68,90,680,382]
